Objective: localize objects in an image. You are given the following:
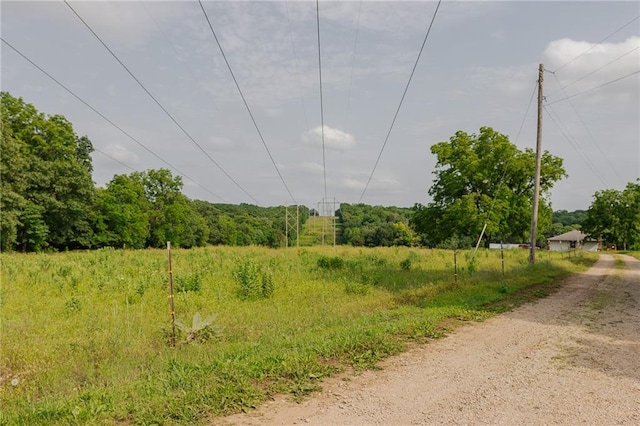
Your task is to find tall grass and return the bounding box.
[0,246,595,424]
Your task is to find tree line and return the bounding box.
[2,93,637,252]
[0,92,302,251]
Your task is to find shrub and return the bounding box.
[317,256,344,270]
[233,260,274,299]
[400,258,412,270]
[175,272,201,293]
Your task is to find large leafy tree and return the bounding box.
[1,92,96,251]
[411,127,566,247]
[582,181,640,250]
[95,174,150,249]
[131,169,208,248]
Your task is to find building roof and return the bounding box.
[548,230,587,242]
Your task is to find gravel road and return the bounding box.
[218,254,640,425]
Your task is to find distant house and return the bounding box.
[547,230,599,252]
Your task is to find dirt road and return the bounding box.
[219,254,640,425]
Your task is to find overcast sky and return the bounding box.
[2,1,639,211]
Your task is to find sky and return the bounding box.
[1,1,639,212]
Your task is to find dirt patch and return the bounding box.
[216,254,640,425]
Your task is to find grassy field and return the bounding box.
[0,246,596,425]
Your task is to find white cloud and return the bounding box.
[207,136,236,152]
[297,162,325,175]
[103,143,138,164]
[302,126,356,150]
[544,36,640,103]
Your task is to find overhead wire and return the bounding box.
[63,0,258,205]
[343,0,363,132]
[545,70,640,106]
[358,0,442,203]
[544,103,608,186]
[197,0,298,205]
[552,15,640,73]
[546,45,639,98]
[0,37,228,203]
[548,72,621,179]
[316,0,327,202]
[284,1,311,133]
[514,81,538,145]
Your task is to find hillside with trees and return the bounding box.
[0,92,303,251]
[3,93,588,253]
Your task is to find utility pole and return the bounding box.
[529,63,544,265]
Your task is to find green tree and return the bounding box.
[95,174,150,249]
[411,127,567,247]
[1,92,96,251]
[130,169,208,248]
[0,122,28,251]
[582,181,640,250]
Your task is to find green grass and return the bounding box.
[0,246,597,424]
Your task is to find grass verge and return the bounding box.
[0,246,597,424]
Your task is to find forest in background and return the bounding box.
[3,92,630,252]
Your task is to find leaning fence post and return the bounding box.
[167,241,176,347]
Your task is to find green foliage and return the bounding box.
[175,272,202,293]
[233,260,274,299]
[582,181,640,250]
[411,127,567,247]
[400,258,412,270]
[552,209,587,227]
[336,203,416,247]
[1,92,96,251]
[174,313,221,344]
[317,255,345,269]
[0,246,597,424]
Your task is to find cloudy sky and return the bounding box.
[2,1,638,211]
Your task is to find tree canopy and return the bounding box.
[411,127,567,247]
[582,181,640,250]
[1,92,96,251]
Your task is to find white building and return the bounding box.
[547,230,599,252]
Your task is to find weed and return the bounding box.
[64,297,82,315]
[233,260,274,299]
[316,256,344,270]
[400,258,412,270]
[175,313,222,344]
[175,272,202,293]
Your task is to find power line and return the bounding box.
[343,0,363,132]
[94,148,137,172]
[359,0,442,203]
[547,45,639,98]
[549,72,621,180]
[544,104,608,186]
[513,81,538,145]
[316,0,327,201]
[545,70,640,106]
[198,0,298,205]
[552,15,640,73]
[284,0,311,133]
[1,37,228,203]
[63,0,258,205]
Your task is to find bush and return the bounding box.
[317,256,344,270]
[233,260,274,300]
[175,272,201,293]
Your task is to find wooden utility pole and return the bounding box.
[529,63,544,265]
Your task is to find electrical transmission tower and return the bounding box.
[317,197,338,246]
[285,204,300,247]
